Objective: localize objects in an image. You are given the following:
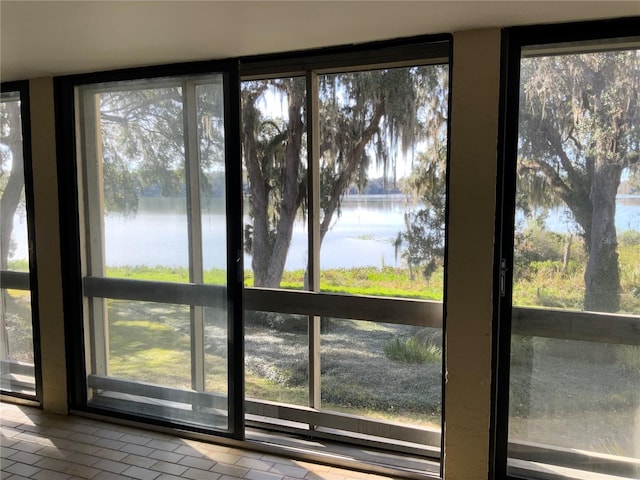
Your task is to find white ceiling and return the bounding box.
[1,1,639,82]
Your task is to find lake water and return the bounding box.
[9,195,640,270]
[101,195,412,270]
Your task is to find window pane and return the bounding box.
[1,91,36,398]
[318,66,448,300]
[78,75,231,432]
[204,306,228,397]
[509,337,638,454]
[198,82,228,284]
[245,310,308,407]
[241,78,308,290]
[106,299,191,387]
[240,61,448,457]
[0,289,35,396]
[87,299,228,430]
[0,94,28,271]
[86,83,189,279]
[321,318,441,439]
[509,45,640,478]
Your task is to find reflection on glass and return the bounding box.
[321,318,442,431]
[318,66,448,300]
[244,310,309,406]
[509,337,639,457]
[510,46,640,477]
[241,78,308,290]
[0,289,35,395]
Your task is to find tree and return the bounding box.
[96,82,226,214]
[395,151,447,281]
[517,50,640,312]
[0,98,24,271]
[242,66,449,288]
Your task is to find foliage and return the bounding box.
[618,229,640,246]
[106,265,226,285]
[517,49,640,312]
[513,238,640,313]
[0,97,26,270]
[242,65,449,288]
[383,336,442,364]
[245,310,308,333]
[395,151,447,281]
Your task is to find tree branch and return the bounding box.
[520,157,572,203]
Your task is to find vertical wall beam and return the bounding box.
[29,77,68,413]
[443,28,501,480]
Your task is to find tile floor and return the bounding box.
[0,402,398,480]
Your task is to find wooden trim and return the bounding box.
[509,440,640,479]
[0,271,30,290]
[87,374,440,449]
[0,360,35,376]
[245,287,443,327]
[512,307,640,346]
[83,276,639,345]
[89,374,227,409]
[246,398,441,448]
[83,277,227,307]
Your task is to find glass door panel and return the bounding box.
[1,87,39,399]
[76,70,241,436]
[506,42,640,479]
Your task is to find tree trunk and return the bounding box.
[263,94,304,288]
[243,82,305,289]
[1,101,24,270]
[583,162,622,312]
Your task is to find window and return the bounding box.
[0,82,41,400]
[73,69,243,436]
[62,36,450,473]
[241,42,449,464]
[496,26,640,480]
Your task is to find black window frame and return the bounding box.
[0,79,43,405]
[54,59,245,438]
[492,16,640,480]
[54,32,453,474]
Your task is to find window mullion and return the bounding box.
[81,91,109,382]
[183,81,205,393]
[306,71,321,412]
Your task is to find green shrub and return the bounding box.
[384,336,441,364]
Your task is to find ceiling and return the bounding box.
[1,1,639,82]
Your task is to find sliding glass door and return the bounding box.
[73,67,243,436]
[0,82,41,401]
[496,29,640,479]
